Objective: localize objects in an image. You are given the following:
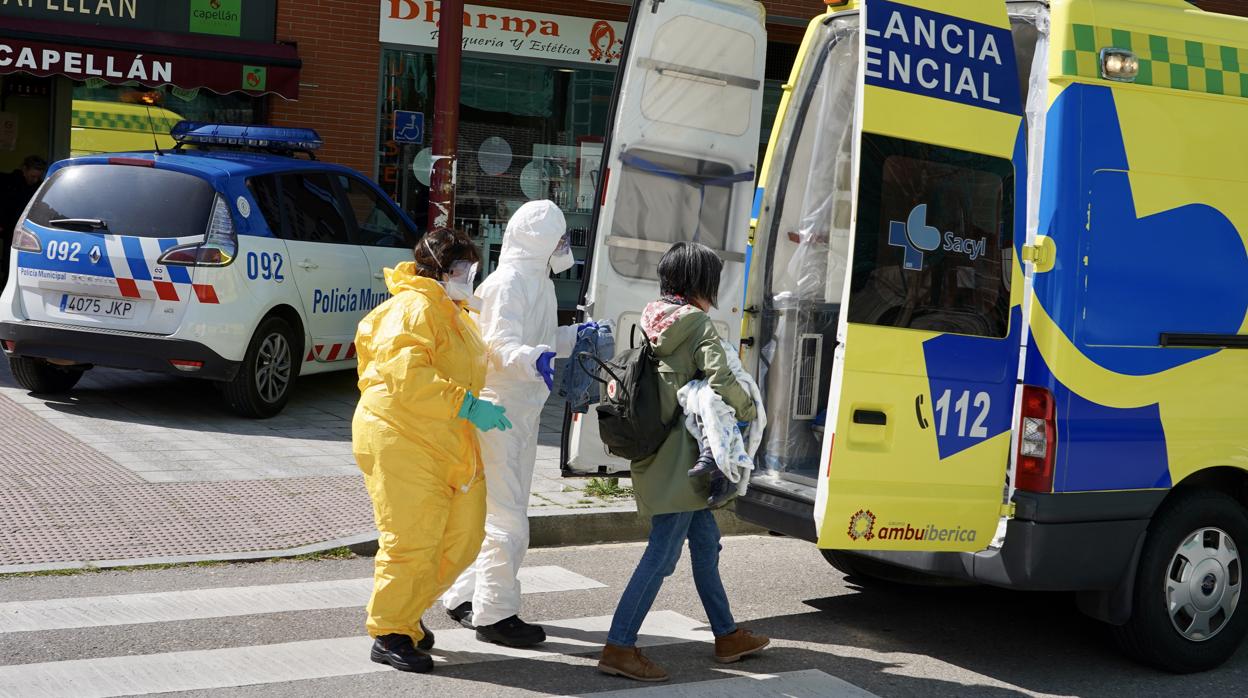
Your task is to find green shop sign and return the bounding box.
[0,1,275,42]
[190,0,242,37]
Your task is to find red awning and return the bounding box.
[0,17,301,100]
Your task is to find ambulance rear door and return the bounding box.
[817,0,1028,552]
[562,0,768,476]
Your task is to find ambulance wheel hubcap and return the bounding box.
[1166,527,1241,642]
[255,334,292,404]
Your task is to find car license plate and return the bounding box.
[59,294,136,320]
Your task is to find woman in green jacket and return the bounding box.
[597,242,770,682]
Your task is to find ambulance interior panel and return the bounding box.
[754,19,857,485]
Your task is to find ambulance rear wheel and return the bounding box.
[1112,489,1248,673]
[9,356,85,394]
[219,317,298,419]
[821,550,972,587]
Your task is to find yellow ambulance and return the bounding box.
[570,0,1248,673]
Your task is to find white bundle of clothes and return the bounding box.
[676,338,767,497]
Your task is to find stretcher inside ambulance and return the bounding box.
[567,0,1248,674]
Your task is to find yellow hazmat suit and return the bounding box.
[353,262,488,642]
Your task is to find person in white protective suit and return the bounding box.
[442,199,590,647]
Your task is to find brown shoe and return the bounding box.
[597,643,670,682]
[714,628,770,664]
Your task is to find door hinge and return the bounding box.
[1020,235,1055,272]
[1000,502,1016,518]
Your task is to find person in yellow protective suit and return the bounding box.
[353,228,512,675]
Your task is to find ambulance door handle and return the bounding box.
[297,259,319,270]
[373,272,384,280]
[853,410,887,426]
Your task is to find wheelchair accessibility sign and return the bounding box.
[394,111,424,145]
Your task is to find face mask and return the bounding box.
[443,260,479,302]
[549,233,575,275]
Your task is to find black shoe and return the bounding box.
[447,601,474,629]
[688,446,718,478]
[417,620,434,651]
[370,634,433,673]
[474,615,547,648]
[707,474,733,509]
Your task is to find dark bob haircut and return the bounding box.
[414,228,481,280]
[657,241,724,308]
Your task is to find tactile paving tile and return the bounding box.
[0,477,373,566]
[0,388,374,567]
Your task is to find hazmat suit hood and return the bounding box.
[383,261,430,295]
[498,200,567,276]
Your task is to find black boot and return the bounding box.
[417,620,434,651]
[687,445,718,478]
[370,633,433,673]
[707,472,733,509]
[446,601,474,629]
[475,615,547,648]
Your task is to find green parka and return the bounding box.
[630,300,757,517]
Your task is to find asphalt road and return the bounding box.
[1,534,1245,697]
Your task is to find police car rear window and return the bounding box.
[26,165,215,239]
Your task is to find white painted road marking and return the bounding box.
[0,565,604,633]
[0,611,707,698]
[566,669,879,697]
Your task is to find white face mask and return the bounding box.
[549,233,575,274]
[443,260,479,302]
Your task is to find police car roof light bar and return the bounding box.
[169,122,324,156]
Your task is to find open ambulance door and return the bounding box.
[815,0,1028,552]
[562,0,768,476]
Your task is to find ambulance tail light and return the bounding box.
[12,226,41,253]
[1016,386,1056,493]
[158,195,237,267]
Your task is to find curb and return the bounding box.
[347,506,765,557]
[0,509,766,574]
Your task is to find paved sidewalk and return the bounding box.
[0,361,636,572]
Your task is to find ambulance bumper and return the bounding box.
[0,320,241,381]
[735,485,1166,592]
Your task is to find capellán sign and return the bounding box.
[380,0,624,66]
[864,0,1021,115]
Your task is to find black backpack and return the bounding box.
[579,339,675,462]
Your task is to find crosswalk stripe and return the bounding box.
[0,565,605,633]
[0,611,707,698]
[562,669,880,697]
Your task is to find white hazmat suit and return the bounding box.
[443,200,577,629]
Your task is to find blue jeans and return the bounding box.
[606,509,737,646]
[560,323,615,413]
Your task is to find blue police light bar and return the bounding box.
[170,122,323,151]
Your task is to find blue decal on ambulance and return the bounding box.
[864,0,1022,115]
[921,307,1020,459]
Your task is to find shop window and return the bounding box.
[606,148,734,282]
[849,134,1014,338]
[337,175,413,250]
[270,174,352,245]
[69,83,261,157]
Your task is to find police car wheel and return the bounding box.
[220,317,299,419]
[9,356,85,395]
[1112,489,1248,673]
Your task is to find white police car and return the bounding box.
[0,123,418,417]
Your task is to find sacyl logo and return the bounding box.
[888,204,987,271]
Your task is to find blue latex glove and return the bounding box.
[578,321,599,332]
[458,392,512,432]
[736,420,750,437]
[536,351,557,390]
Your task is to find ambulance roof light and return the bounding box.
[169,122,323,153]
